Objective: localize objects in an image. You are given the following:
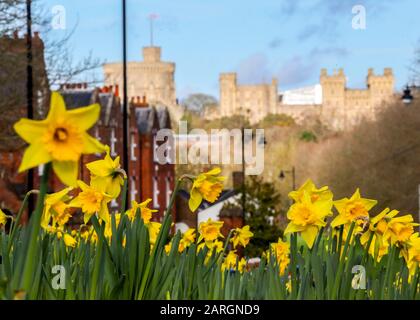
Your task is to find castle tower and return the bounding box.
[103,46,182,121]
[143,46,161,62]
[320,68,346,129]
[320,68,346,107]
[220,73,237,117]
[367,68,394,108]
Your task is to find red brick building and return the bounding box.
[59,86,176,220]
[0,31,49,219]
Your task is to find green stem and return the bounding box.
[21,163,51,291]
[137,178,182,299]
[289,233,298,299]
[331,221,355,299]
[120,178,128,213]
[8,189,39,254]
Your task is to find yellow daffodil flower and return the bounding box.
[165,229,196,255]
[221,250,246,273]
[384,214,418,246]
[175,228,198,253]
[164,241,172,254]
[231,225,254,248]
[284,191,332,248]
[189,167,225,212]
[63,233,77,248]
[104,213,122,239]
[13,92,106,186]
[269,238,290,275]
[127,199,157,223]
[44,225,64,239]
[400,233,420,282]
[331,189,377,228]
[147,221,162,247]
[0,208,8,226]
[198,219,224,243]
[360,208,398,261]
[181,228,196,248]
[86,146,125,198]
[69,180,113,224]
[289,179,333,204]
[198,239,224,253]
[41,187,73,229]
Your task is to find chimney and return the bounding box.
[13,30,18,39]
[114,84,119,97]
[142,96,147,105]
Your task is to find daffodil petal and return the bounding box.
[205,167,221,176]
[189,189,202,212]
[331,214,348,228]
[53,161,78,187]
[13,118,47,144]
[284,222,305,234]
[86,159,112,176]
[67,103,101,131]
[301,226,319,249]
[81,133,106,154]
[47,92,67,121]
[18,143,52,172]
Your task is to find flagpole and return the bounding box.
[26,0,34,215]
[122,0,129,178]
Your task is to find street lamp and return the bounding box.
[279,167,296,190]
[402,85,414,105]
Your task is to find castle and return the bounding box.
[213,68,395,130]
[103,45,395,131]
[103,46,183,121]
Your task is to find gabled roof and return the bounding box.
[60,89,99,110]
[132,104,172,134]
[98,93,119,126]
[134,106,157,134]
[156,106,171,129]
[60,89,121,127]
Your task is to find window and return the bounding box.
[130,176,137,202]
[110,128,117,157]
[153,176,160,208]
[130,134,137,161]
[166,176,172,208]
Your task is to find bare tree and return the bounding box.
[0,0,102,149]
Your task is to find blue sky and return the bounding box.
[42,0,420,99]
